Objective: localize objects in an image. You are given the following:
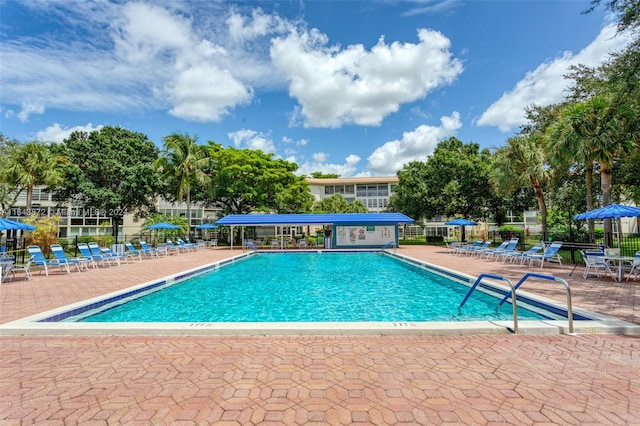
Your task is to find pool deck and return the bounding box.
[1,245,639,424]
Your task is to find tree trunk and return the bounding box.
[25,185,33,209]
[585,162,595,241]
[532,178,548,241]
[186,191,191,238]
[600,164,613,247]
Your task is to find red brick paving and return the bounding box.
[1,246,639,424]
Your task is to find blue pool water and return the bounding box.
[80,252,546,323]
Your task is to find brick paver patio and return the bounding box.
[1,246,639,424]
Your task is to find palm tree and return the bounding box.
[154,133,210,235]
[0,141,67,209]
[548,95,637,245]
[491,132,550,239]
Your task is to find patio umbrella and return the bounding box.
[445,218,478,242]
[195,223,218,230]
[147,222,181,230]
[573,203,640,220]
[196,223,218,240]
[0,218,36,231]
[147,222,180,244]
[574,203,640,248]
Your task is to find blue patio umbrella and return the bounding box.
[573,203,640,220]
[445,218,478,242]
[0,218,36,231]
[147,222,181,230]
[195,223,218,229]
[574,203,640,249]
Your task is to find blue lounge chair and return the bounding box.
[504,244,544,264]
[495,238,520,262]
[177,238,194,252]
[454,240,482,256]
[469,240,492,257]
[100,246,129,265]
[77,243,103,268]
[139,241,159,258]
[477,240,509,259]
[527,241,563,268]
[88,242,119,266]
[27,245,59,276]
[50,244,89,272]
[124,242,143,262]
[165,240,182,254]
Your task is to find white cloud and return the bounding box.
[477,23,634,132]
[227,129,275,153]
[0,2,285,123]
[36,123,104,143]
[17,102,45,122]
[294,153,361,177]
[367,111,461,174]
[271,28,463,128]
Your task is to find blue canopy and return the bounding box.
[147,222,181,230]
[216,213,414,226]
[195,223,218,229]
[445,218,478,226]
[574,203,640,220]
[0,217,36,231]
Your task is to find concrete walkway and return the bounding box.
[1,246,639,424]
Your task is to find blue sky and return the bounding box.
[0,0,633,177]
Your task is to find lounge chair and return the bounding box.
[495,239,520,262]
[245,241,258,251]
[88,242,120,266]
[469,240,492,257]
[271,239,280,249]
[76,243,99,269]
[476,240,509,259]
[124,242,143,262]
[27,245,60,276]
[101,246,130,265]
[299,239,308,249]
[177,238,194,252]
[581,250,616,280]
[139,241,159,258]
[50,244,89,272]
[454,240,482,256]
[165,240,182,254]
[527,241,563,268]
[10,257,33,281]
[626,251,640,281]
[504,244,544,264]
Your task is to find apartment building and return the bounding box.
[306,176,398,213]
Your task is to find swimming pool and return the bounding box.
[2,250,636,336]
[78,252,544,323]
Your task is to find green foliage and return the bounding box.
[199,143,313,215]
[312,193,368,213]
[59,126,163,239]
[393,137,495,222]
[0,140,67,209]
[309,172,340,178]
[155,132,210,229]
[23,215,60,256]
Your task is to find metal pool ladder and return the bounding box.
[460,272,573,335]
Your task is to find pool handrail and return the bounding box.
[498,272,573,334]
[460,273,518,334]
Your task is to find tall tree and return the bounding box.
[154,132,211,233]
[548,95,637,245]
[200,143,313,215]
[0,141,67,209]
[60,126,163,242]
[393,138,494,222]
[491,133,551,239]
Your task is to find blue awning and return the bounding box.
[216,213,414,226]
